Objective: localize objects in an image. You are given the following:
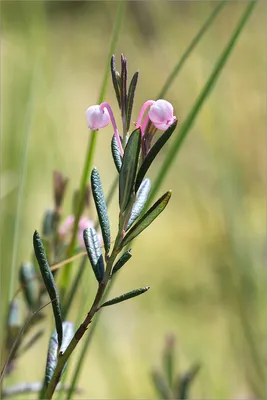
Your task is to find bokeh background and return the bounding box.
[1,1,266,399]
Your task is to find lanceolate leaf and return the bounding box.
[112,249,132,276]
[111,55,121,108]
[151,370,172,400]
[111,134,123,173]
[119,128,141,212]
[127,178,151,230]
[100,286,150,308]
[176,363,201,399]
[91,168,111,253]
[121,191,171,247]
[19,262,39,311]
[83,228,105,282]
[126,71,139,131]
[33,231,63,348]
[135,120,178,192]
[45,322,74,387]
[120,54,127,131]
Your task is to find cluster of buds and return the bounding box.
[85,54,177,159]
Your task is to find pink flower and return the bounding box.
[58,215,75,236]
[59,215,103,249]
[148,99,176,130]
[86,105,110,130]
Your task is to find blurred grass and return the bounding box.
[1,1,266,399]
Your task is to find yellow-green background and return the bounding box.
[1,1,266,399]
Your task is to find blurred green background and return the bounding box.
[1,1,266,399]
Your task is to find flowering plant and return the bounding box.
[38,54,177,399]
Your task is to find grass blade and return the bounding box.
[157,1,226,98]
[148,1,257,205]
[33,231,63,348]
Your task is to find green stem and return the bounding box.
[148,0,257,205]
[157,1,226,99]
[59,1,125,293]
[45,232,122,399]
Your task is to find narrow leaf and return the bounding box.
[121,191,171,247]
[17,329,44,356]
[120,54,127,133]
[135,120,178,192]
[19,262,39,311]
[100,286,150,308]
[42,209,56,237]
[45,322,74,387]
[33,231,63,348]
[151,370,172,399]
[119,128,141,211]
[176,363,201,399]
[83,228,105,282]
[112,249,132,276]
[111,134,123,173]
[111,55,121,108]
[91,168,111,253]
[127,178,151,230]
[126,71,139,131]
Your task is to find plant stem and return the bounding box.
[45,231,123,399]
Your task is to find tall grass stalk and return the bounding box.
[148,0,257,206]
[158,0,226,99]
[8,72,37,303]
[59,1,125,293]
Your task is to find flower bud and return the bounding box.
[148,99,176,131]
[86,105,110,130]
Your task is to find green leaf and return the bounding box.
[110,55,121,108]
[45,322,74,388]
[176,363,201,399]
[112,249,132,276]
[19,262,39,311]
[127,178,151,230]
[100,286,150,308]
[42,209,56,237]
[163,335,176,390]
[135,120,178,192]
[126,71,139,131]
[91,167,111,253]
[83,228,105,282]
[119,128,141,211]
[120,54,127,132]
[121,191,171,247]
[111,134,123,173]
[33,230,63,348]
[151,370,172,399]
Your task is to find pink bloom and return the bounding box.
[59,215,102,249]
[148,99,176,130]
[58,215,75,236]
[86,105,110,130]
